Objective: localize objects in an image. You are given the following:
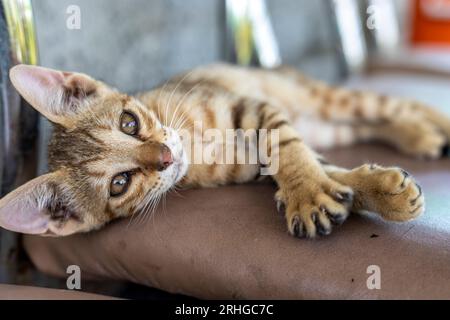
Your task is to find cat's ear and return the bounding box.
[0,172,84,236]
[9,64,103,127]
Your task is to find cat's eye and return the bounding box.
[120,111,139,136]
[110,172,132,197]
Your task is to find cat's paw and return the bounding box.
[275,178,353,238]
[351,164,424,221]
[393,120,446,159]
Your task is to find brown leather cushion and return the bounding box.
[22,144,450,299]
[0,284,115,300]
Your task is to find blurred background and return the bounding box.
[27,0,450,87]
[32,0,341,90]
[1,0,450,297]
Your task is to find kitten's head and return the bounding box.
[0,65,188,236]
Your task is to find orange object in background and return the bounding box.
[412,0,450,45]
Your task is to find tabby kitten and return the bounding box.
[1,63,449,237]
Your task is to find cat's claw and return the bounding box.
[275,198,286,216]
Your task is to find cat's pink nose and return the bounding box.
[159,144,173,171]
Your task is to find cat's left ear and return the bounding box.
[9,64,105,127]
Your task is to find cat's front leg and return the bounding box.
[261,109,354,238]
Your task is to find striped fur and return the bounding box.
[2,63,449,237]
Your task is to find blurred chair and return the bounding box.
[225,0,404,76]
[328,0,450,78]
[0,0,39,285]
[225,0,281,67]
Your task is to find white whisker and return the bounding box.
[163,70,197,127]
[156,77,174,125]
[169,80,205,129]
